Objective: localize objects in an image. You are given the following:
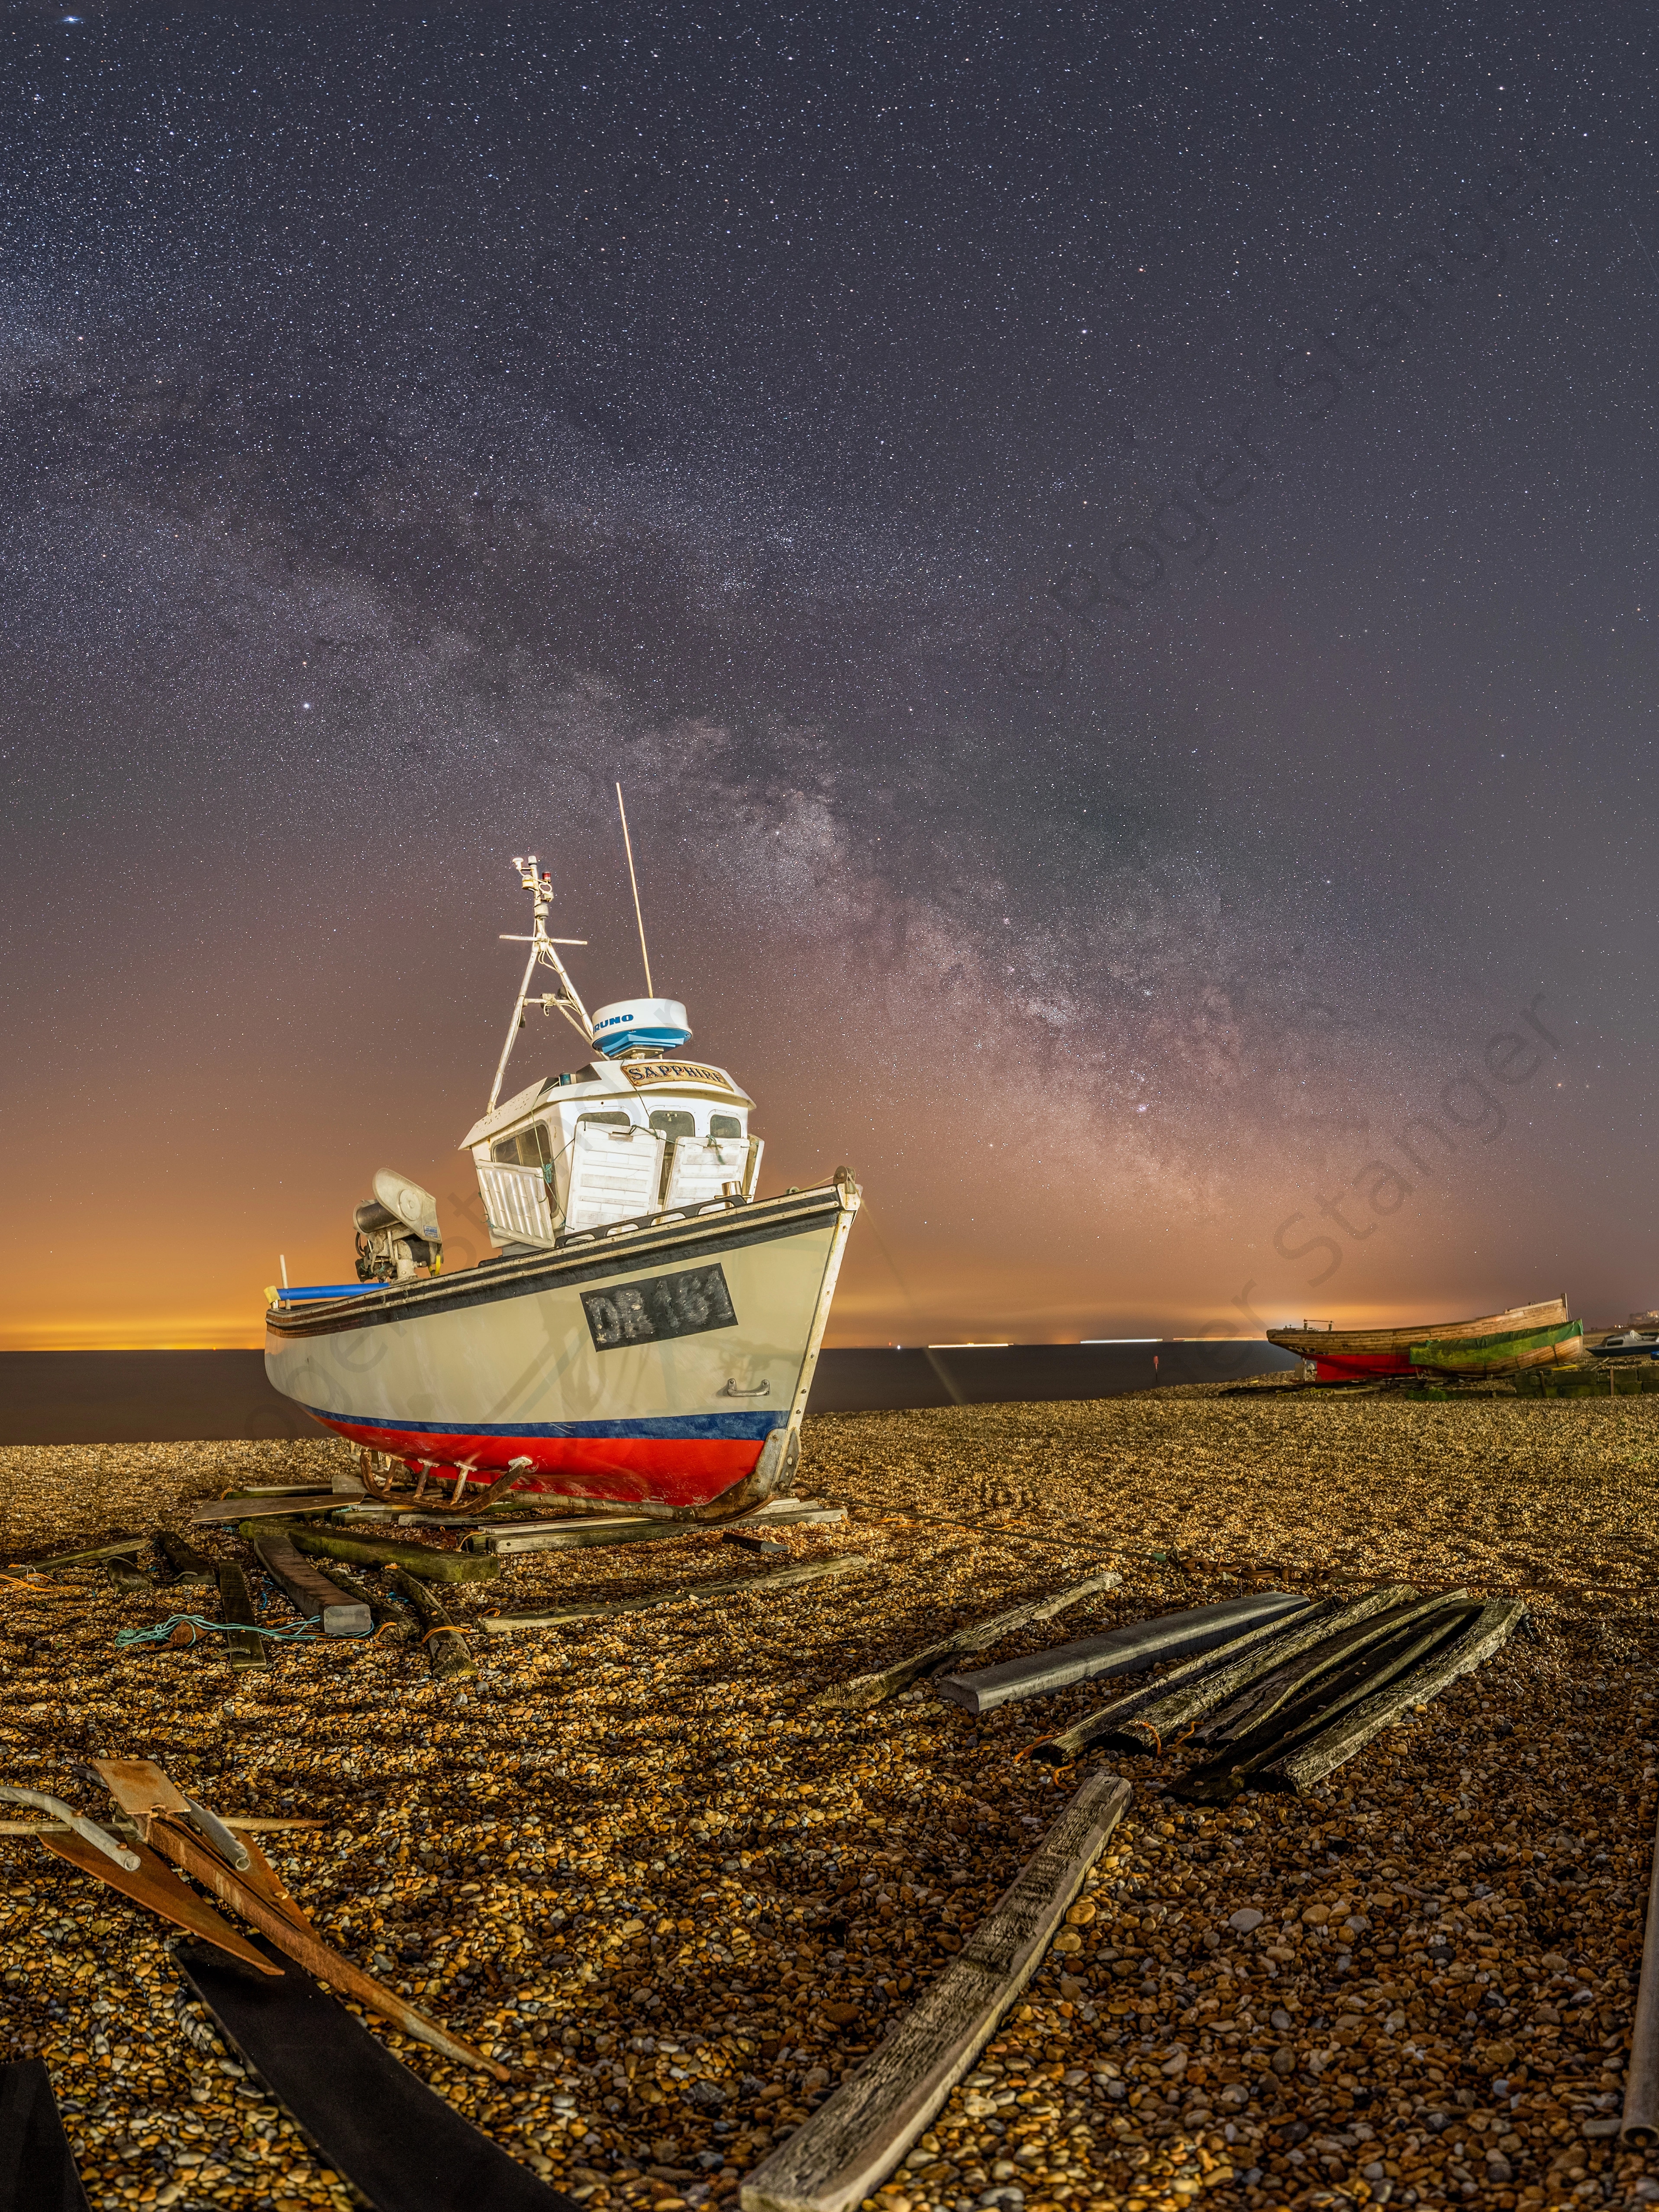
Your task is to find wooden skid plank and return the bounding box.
[216,1562,270,1671]
[0,2058,94,2212]
[250,1532,371,1637]
[179,1935,571,2212]
[388,1570,477,1679]
[284,1527,500,1582]
[316,1560,416,1640]
[482,1551,869,1633]
[473,1498,847,1556]
[741,1771,1132,2212]
[38,1831,281,1974]
[1263,1597,1525,1793]
[155,1527,217,1584]
[0,1816,320,1837]
[935,1590,1308,1716]
[4,1535,145,1572]
[1025,1588,1408,1766]
[820,1572,1122,1709]
[192,1495,345,1527]
[1623,1775,1659,2143]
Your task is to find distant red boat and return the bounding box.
[1267,1296,1570,1383]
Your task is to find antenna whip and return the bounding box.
[616,783,654,996]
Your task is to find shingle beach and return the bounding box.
[1,1385,1656,2212]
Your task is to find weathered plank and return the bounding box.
[155,1528,217,1585]
[281,1527,500,1583]
[5,1535,146,1573]
[1023,1592,1375,1766]
[316,1562,416,1642]
[468,1498,847,1556]
[389,1570,476,1679]
[740,1770,1132,2212]
[1623,1778,1659,2144]
[481,1552,869,1633]
[936,1590,1308,1716]
[1190,1589,1458,1746]
[1262,1597,1524,1794]
[1170,1602,1480,1807]
[820,1572,1123,1709]
[193,1494,345,1527]
[216,1563,269,1672]
[250,1533,372,1638]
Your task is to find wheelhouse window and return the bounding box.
[577,1111,633,1131]
[709,1114,742,1140]
[649,1109,697,1140]
[492,1121,555,1170]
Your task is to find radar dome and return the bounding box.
[591,998,691,1057]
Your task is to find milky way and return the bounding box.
[1,3,1654,1347]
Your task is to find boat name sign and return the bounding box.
[582,1263,739,1350]
[622,1060,736,1092]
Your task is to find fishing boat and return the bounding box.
[1266,1296,1570,1384]
[1589,1328,1659,1359]
[264,846,860,1519]
[1406,1316,1585,1377]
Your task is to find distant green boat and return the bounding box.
[1408,1318,1585,1376]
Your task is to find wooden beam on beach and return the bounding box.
[936,1590,1308,1717]
[279,1526,501,1583]
[389,1570,476,1680]
[740,1769,1133,2212]
[466,1497,848,1556]
[818,1571,1123,1709]
[1169,1600,1481,1807]
[0,2056,98,2209]
[1261,1596,1524,1795]
[1026,1585,1418,1766]
[193,1494,345,1528]
[155,1528,217,1586]
[481,1551,869,1633]
[5,1535,146,1573]
[313,1561,416,1641]
[249,1532,372,1638]
[215,1562,270,1672]
[1623,1770,1659,2144]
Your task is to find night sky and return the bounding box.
[1,2,1654,1350]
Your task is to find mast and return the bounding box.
[487,855,594,1113]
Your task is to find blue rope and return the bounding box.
[113,1614,327,1650]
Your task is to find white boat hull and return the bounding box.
[264,1178,859,1514]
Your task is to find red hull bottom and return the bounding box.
[1312,1353,1414,1383]
[317,1416,765,1511]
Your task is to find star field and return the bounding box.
[0,2,1654,1347]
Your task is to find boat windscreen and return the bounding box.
[491,1121,555,1169]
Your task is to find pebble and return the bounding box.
[3,1389,1659,2212]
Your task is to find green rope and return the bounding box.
[113,1613,328,1650]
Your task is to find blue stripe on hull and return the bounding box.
[303,1405,783,1442]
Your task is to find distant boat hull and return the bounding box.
[1407,1318,1585,1376]
[1590,1331,1659,1359]
[264,1178,858,1516]
[1268,1296,1569,1384]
